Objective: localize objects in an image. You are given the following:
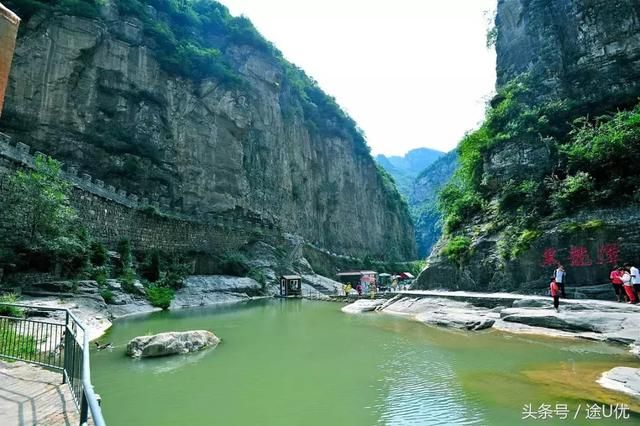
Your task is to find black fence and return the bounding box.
[0,303,106,426]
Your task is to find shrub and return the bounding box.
[140,250,161,282]
[100,288,115,304]
[0,293,24,318]
[146,285,174,310]
[90,241,108,267]
[218,252,250,276]
[0,154,88,275]
[439,181,484,234]
[120,268,138,293]
[157,271,184,290]
[247,268,267,293]
[548,172,595,213]
[441,236,472,265]
[116,239,133,273]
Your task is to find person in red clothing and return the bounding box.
[621,266,636,304]
[550,277,560,312]
[610,266,624,302]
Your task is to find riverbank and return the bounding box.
[342,290,640,350]
[7,272,342,341]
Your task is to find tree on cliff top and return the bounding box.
[1,154,87,273]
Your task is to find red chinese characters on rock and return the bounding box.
[597,243,620,266]
[540,243,620,268]
[540,248,559,267]
[569,246,592,267]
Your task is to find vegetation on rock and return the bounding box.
[438,74,640,263]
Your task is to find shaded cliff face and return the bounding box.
[417,0,640,295]
[0,3,415,260]
[496,0,640,111]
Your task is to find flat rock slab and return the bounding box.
[386,297,497,331]
[341,299,386,313]
[598,367,640,397]
[126,330,220,358]
[0,360,82,425]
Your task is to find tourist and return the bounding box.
[630,262,640,302]
[550,276,560,312]
[610,266,624,302]
[345,283,352,297]
[356,283,363,297]
[622,265,636,304]
[554,264,566,298]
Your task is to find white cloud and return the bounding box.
[220,0,497,156]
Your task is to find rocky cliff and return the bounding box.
[0,0,415,260]
[417,0,640,295]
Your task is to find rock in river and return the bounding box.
[598,367,640,397]
[126,330,220,358]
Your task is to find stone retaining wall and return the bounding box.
[0,133,278,254]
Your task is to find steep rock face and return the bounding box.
[0,5,415,259]
[496,0,640,110]
[418,0,640,294]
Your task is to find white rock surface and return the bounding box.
[126,330,220,358]
[341,299,386,313]
[598,367,640,397]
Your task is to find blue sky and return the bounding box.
[219,0,497,156]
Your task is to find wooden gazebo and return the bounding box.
[279,275,302,297]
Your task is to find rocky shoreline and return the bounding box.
[9,272,342,341]
[342,290,640,399]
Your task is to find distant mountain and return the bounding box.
[375,148,444,196]
[411,151,458,257]
[376,147,456,258]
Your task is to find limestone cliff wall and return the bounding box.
[0,5,415,260]
[496,0,640,110]
[417,0,640,295]
[0,134,273,258]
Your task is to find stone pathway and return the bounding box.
[0,360,79,426]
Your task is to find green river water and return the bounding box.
[91,300,638,425]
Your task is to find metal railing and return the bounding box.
[0,303,106,426]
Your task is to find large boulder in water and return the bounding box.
[126,330,220,358]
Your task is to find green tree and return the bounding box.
[1,154,87,273]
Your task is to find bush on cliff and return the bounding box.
[218,251,250,276]
[438,74,640,265]
[441,237,472,265]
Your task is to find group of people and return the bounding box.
[609,264,640,304]
[549,263,640,312]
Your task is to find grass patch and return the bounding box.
[0,294,24,318]
[0,323,38,358]
[560,219,605,234]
